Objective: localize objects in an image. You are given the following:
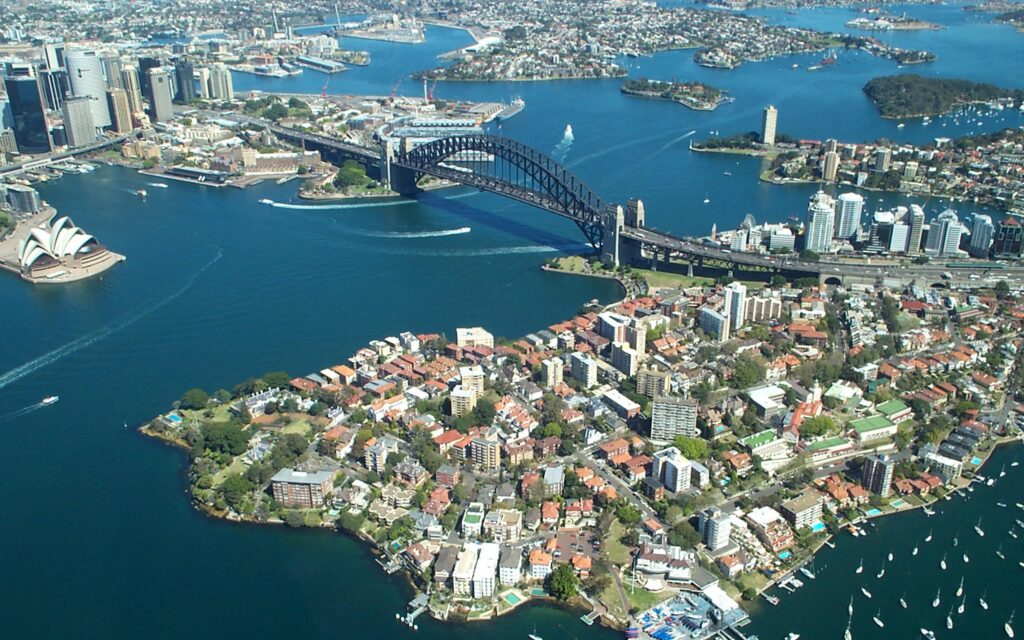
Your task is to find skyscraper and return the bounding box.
[208,63,234,101]
[106,88,132,134]
[101,52,123,89]
[724,282,747,335]
[137,56,161,95]
[993,217,1024,259]
[834,192,863,239]
[2,63,51,154]
[146,67,174,123]
[174,60,196,103]
[43,43,65,71]
[925,209,964,257]
[862,454,894,498]
[39,67,69,111]
[196,67,211,99]
[822,150,840,182]
[699,506,732,552]
[969,214,994,258]
[120,65,144,115]
[874,148,891,172]
[761,105,777,145]
[61,95,97,148]
[907,204,925,255]
[805,190,835,253]
[65,49,111,128]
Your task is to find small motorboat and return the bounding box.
[900,596,908,609]
[888,552,894,562]
[258,198,274,205]
[913,546,919,556]
[925,530,933,542]
[41,395,59,405]
[964,553,970,563]
[861,587,872,599]
[873,611,884,628]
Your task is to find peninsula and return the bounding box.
[863,74,1024,119]
[620,78,732,111]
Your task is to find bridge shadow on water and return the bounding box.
[414,189,594,255]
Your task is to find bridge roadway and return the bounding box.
[623,226,1024,282]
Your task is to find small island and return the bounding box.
[620,78,733,111]
[846,14,942,31]
[863,74,1024,119]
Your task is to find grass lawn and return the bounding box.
[599,580,628,619]
[632,268,765,291]
[551,255,589,272]
[625,584,674,612]
[603,519,631,565]
[212,456,249,486]
[736,572,769,594]
[281,419,312,436]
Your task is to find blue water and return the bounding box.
[1,4,1022,638]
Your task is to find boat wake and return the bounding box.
[147,182,169,188]
[655,129,698,154]
[0,401,48,424]
[0,248,224,391]
[265,199,413,210]
[351,226,472,239]
[553,124,575,162]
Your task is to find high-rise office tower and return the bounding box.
[834,192,863,239]
[65,49,111,128]
[2,63,51,154]
[925,209,964,257]
[969,214,994,258]
[61,95,97,148]
[146,67,174,123]
[43,43,65,71]
[208,63,234,101]
[196,67,211,99]
[805,190,835,253]
[761,105,777,145]
[907,204,925,255]
[993,218,1024,259]
[120,65,144,115]
[106,88,132,134]
[39,67,69,111]
[174,60,196,103]
[874,148,891,172]
[101,52,123,89]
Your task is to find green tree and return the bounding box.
[270,433,309,470]
[220,473,254,510]
[616,503,643,527]
[667,521,702,548]
[200,422,249,456]
[800,416,836,438]
[731,354,765,389]
[672,436,710,460]
[547,563,579,600]
[180,388,210,410]
[995,280,1011,299]
[472,398,497,425]
[799,249,820,262]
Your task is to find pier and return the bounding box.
[396,594,429,630]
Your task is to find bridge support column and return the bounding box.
[601,204,624,266]
[380,141,419,196]
[687,261,694,277]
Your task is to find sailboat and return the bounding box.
[861,586,872,599]
[997,544,1006,560]
[844,597,854,640]
[976,517,985,537]
[947,605,955,630]
[855,559,864,575]
[933,588,941,608]
[1001,464,1007,478]
[925,530,933,542]
[958,597,966,614]
[877,560,886,579]
[900,593,908,609]
[980,590,989,610]
[912,545,919,556]
[940,553,947,570]
[1008,610,1016,638]
[964,553,970,563]
[888,551,894,562]
[529,624,543,640]
[956,577,964,597]
[873,610,884,628]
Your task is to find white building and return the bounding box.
[699,306,729,342]
[835,192,863,239]
[456,326,494,348]
[472,542,500,598]
[969,214,994,258]
[452,544,479,596]
[650,396,699,442]
[805,190,836,253]
[651,447,692,493]
[724,282,747,335]
[65,49,112,128]
[541,357,563,389]
[570,352,598,388]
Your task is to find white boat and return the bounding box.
[964,553,970,563]
[897,123,905,128]
[921,629,936,639]
[933,589,941,608]
[786,634,800,640]
[1012,531,1019,539]
[799,565,816,580]
[953,535,959,547]
[997,545,1005,560]
[900,597,908,609]
[981,590,989,610]
[703,197,710,204]
[947,606,954,630]
[940,554,947,571]
[888,552,894,562]
[1001,465,1007,478]
[925,530,933,542]
[873,611,884,628]
[912,546,919,556]
[258,198,274,204]
[877,567,885,579]
[1017,503,1024,510]
[1008,610,1016,638]
[137,189,148,198]
[849,597,854,617]
[855,559,863,574]
[861,587,872,599]
[957,578,964,597]
[923,507,935,516]
[1012,461,1019,467]
[999,503,1008,508]
[958,598,966,614]
[976,518,986,537]
[41,395,59,405]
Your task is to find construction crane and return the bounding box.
[321,77,330,98]
[428,78,438,102]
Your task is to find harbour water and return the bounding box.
[1,4,1023,637]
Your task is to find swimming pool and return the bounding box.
[778,551,792,560]
[890,499,906,508]
[167,413,182,424]
[810,521,826,533]
[972,456,983,465]
[504,593,521,605]
[864,508,882,517]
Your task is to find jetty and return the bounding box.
[397,594,429,630]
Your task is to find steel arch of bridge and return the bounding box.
[396,135,606,249]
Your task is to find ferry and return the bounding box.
[496,97,526,121]
[861,587,872,599]
[41,395,59,405]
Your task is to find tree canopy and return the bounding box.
[547,563,579,600]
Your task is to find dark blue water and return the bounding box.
[1,5,1022,637]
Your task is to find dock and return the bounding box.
[396,593,429,630]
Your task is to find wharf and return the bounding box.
[397,593,429,629]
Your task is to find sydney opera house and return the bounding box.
[7,213,123,283]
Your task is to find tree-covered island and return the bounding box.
[620,78,733,111]
[863,74,1024,119]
